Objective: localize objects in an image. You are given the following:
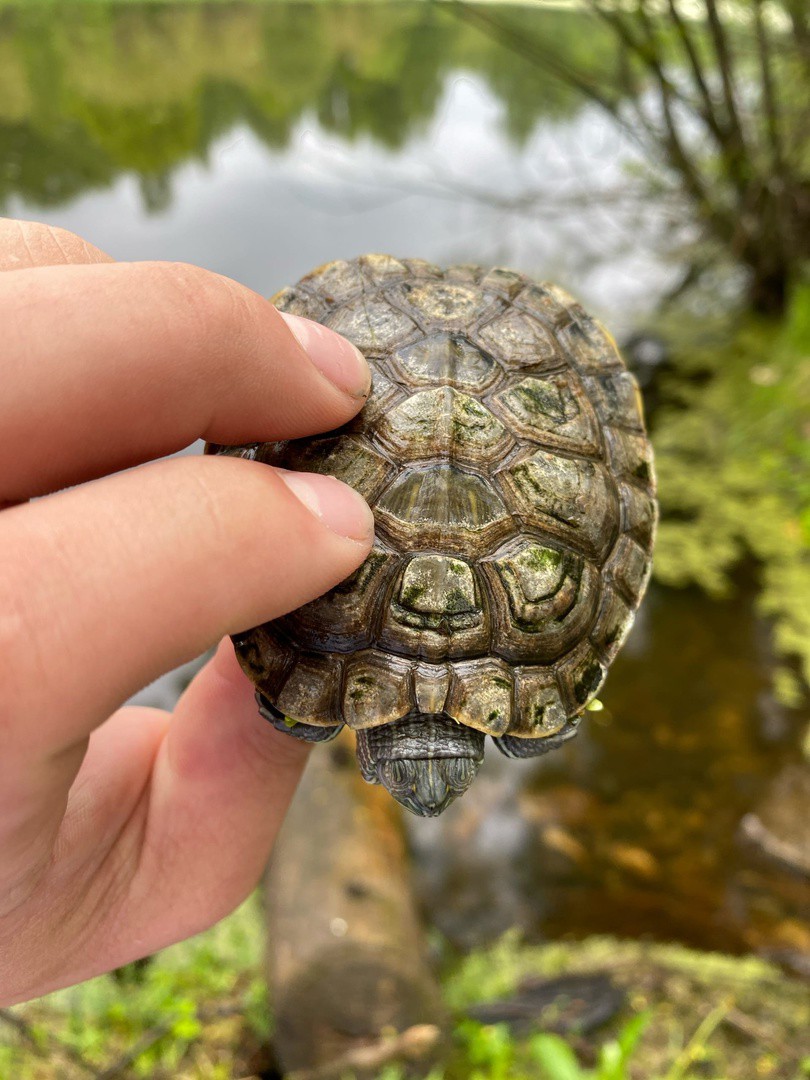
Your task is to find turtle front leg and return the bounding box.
[256,691,344,743]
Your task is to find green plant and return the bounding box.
[529,1012,651,1080]
[454,1012,652,1080]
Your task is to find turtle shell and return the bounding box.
[209,256,656,793]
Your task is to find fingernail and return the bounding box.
[280,312,371,400]
[277,470,375,542]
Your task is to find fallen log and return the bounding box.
[264,732,446,1076]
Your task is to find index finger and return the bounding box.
[0,260,371,502]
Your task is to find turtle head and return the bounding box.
[355,713,486,817]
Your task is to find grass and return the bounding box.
[2,906,809,1079]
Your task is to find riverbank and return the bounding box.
[2,895,808,1078]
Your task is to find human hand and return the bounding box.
[0,219,374,1005]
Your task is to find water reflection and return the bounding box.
[5,75,673,332]
[0,2,674,325]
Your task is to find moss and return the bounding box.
[573,661,602,705]
[520,546,562,573]
[512,380,566,422]
[400,582,427,607]
[445,587,474,614]
[348,674,376,701]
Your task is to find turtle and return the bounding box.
[207,255,657,817]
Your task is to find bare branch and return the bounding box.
[444,1,643,147]
[604,0,736,234]
[752,0,784,177]
[664,0,729,147]
[587,0,711,135]
[703,0,750,164]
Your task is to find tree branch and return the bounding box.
[752,0,784,178]
[703,0,750,166]
[444,0,643,148]
[664,0,729,148]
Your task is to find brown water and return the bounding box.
[410,582,809,963]
[2,0,807,964]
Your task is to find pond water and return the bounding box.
[2,1,806,965]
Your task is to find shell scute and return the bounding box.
[584,371,646,430]
[379,554,490,661]
[282,546,396,651]
[606,535,653,604]
[558,314,624,374]
[259,435,394,504]
[345,366,403,431]
[590,586,635,664]
[510,666,568,737]
[481,542,600,663]
[478,266,527,299]
[375,464,515,553]
[618,482,658,553]
[475,308,562,368]
[357,253,409,282]
[343,652,412,730]
[557,642,608,713]
[275,654,343,727]
[269,286,329,321]
[413,663,452,713]
[497,449,617,561]
[300,259,365,304]
[513,283,571,327]
[493,372,601,455]
[388,279,495,328]
[377,387,513,464]
[391,333,500,393]
[233,623,293,698]
[604,427,656,487]
[446,659,514,736]
[324,295,418,353]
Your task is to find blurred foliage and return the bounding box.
[5,913,808,1079]
[0,1,616,212]
[0,895,268,1078]
[452,1011,651,1080]
[441,931,810,1080]
[652,282,810,702]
